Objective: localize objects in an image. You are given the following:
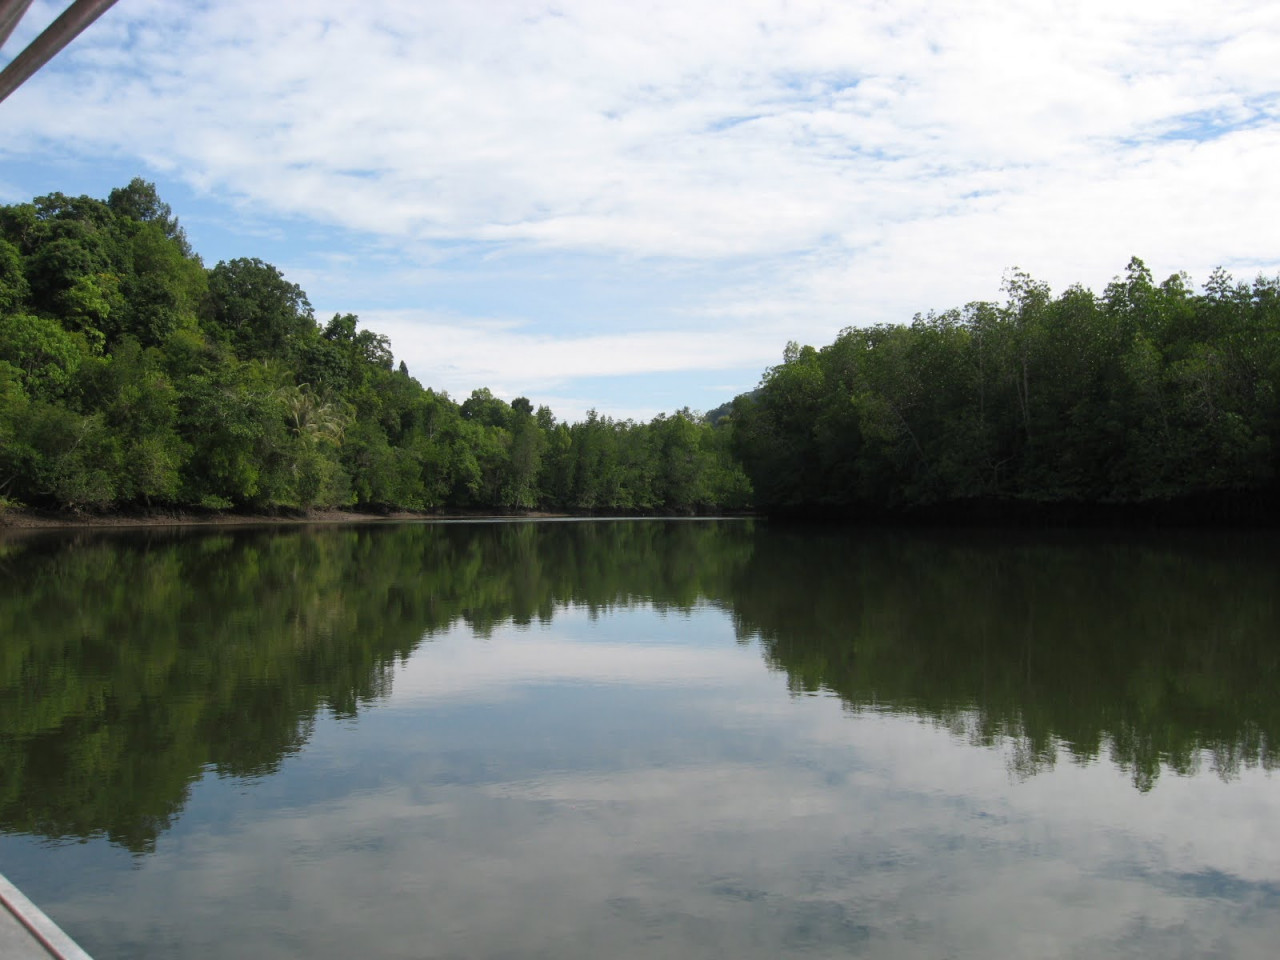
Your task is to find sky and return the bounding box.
[2,0,1279,422]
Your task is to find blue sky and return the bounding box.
[3,0,1279,422]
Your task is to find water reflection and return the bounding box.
[0,521,748,852]
[2,520,1280,958]
[734,527,1280,789]
[1,521,1278,858]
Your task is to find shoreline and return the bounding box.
[11,493,1278,532]
[0,506,576,532]
[0,506,751,533]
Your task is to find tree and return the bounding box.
[0,238,27,314]
[460,387,512,429]
[113,219,207,347]
[107,178,193,257]
[0,313,88,400]
[503,401,545,508]
[204,258,314,362]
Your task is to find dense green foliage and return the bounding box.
[9,177,1280,519]
[0,181,749,514]
[3,521,1275,850]
[731,260,1280,516]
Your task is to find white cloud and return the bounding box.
[3,0,1279,413]
[6,0,1278,256]
[367,308,784,406]
[391,613,760,704]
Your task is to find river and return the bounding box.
[1,519,1277,958]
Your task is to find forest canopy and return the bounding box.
[3,179,1279,520]
[731,259,1280,518]
[0,180,750,514]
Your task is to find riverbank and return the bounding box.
[0,504,755,532]
[0,505,575,531]
[4,493,1276,531]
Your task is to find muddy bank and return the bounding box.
[0,505,573,532]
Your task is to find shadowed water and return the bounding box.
[0,519,1277,958]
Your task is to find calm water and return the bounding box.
[1,519,1278,959]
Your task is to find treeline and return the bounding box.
[731,260,1280,517]
[9,178,1280,521]
[0,181,750,514]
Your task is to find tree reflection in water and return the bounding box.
[1,520,1276,852]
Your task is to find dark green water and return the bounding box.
[1,519,1278,958]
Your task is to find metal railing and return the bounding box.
[0,0,120,105]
